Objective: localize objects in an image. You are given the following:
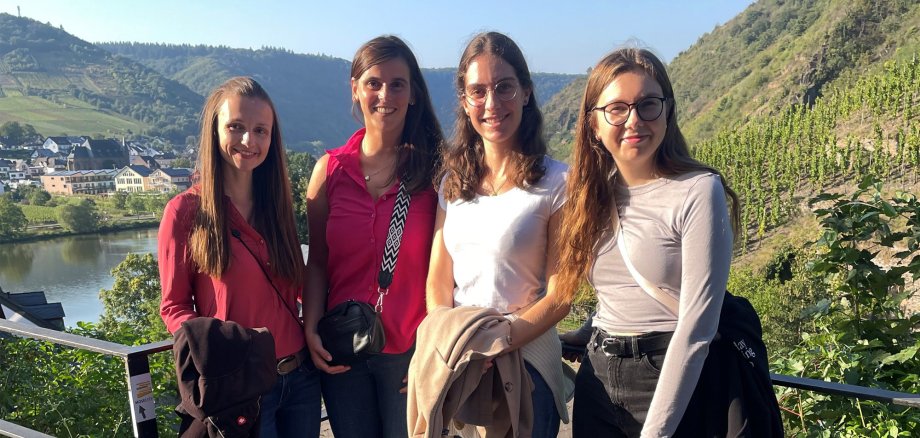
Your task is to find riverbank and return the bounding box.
[0,216,159,244]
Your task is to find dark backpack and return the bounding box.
[676,292,784,437]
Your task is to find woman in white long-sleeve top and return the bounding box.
[555,47,741,437]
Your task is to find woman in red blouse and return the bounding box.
[158,77,320,437]
[302,35,444,438]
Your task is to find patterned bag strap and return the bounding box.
[374,180,411,313]
[610,195,680,316]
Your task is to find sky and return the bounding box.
[1,0,755,74]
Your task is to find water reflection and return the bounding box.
[0,228,159,325]
[0,245,34,282]
[61,236,104,266]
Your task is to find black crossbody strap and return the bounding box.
[374,180,411,313]
[232,229,302,327]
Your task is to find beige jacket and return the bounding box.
[408,306,534,438]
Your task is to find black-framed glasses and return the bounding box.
[590,96,668,126]
[462,80,519,107]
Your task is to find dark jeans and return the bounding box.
[572,331,665,438]
[259,360,323,438]
[321,348,414,438]
[526,361,561,438]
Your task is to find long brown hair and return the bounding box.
[351,35,443,194]
[189,76,304,285]
[556,48,741,301]
[439,31,547,202]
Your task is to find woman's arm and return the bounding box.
[425,205,455,310]
[302,154,349,374]
[158,197,199,334]
[641,175,732,437]
[508,208,571,350]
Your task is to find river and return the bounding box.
[0,228,159,326]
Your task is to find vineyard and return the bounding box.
[694,56,920,249]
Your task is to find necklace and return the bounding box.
[362,155,396,183]
[486,175,510,196]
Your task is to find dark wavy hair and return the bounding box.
[351,35,443,194]
[189,76,304,285]
[439,31,547,202]
[555,48,741,301]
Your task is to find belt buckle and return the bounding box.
[601,337,628,357]
[277,354,297,375]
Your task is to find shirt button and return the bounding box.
[382,195,387,200]
[371,213,375,218]
[370,238,375,243]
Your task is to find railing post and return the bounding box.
[125,352,158,438]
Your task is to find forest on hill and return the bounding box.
[0,14,201,143]
[100,42,579,152]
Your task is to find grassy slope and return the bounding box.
[0,94,143,135]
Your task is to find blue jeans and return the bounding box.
[259,360,322,438]
[321,348,413,438]
[526,361,561,438]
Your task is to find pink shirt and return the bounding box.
[158,186,306,359]
[324,129,435,354]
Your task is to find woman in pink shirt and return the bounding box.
[302,35,443,438]
[158,77,320,437]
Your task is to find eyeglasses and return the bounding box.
[462,80,519,107]
[590,96,668,126]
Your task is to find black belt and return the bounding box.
[277,348,307,375]
[594,331,673,358]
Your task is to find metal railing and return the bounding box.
[0,319,171,438]
[1,318,918,437]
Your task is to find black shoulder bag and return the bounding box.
[316,180,411,366]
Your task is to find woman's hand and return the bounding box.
[305,330,350,374]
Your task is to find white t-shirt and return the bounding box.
[439,156,568,313]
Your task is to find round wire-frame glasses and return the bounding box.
[462,80,519,107]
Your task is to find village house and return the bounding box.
[40,169,117,195]
[114,165,154,192]
[0,158,11,181]
[42,136,86,155]
[129,155,161,170]
[67,138,129,171]
[149,167,192,193]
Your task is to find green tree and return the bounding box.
[0,121,39,145]
[0,195,27,238]
[126,194,146,214]
[57,199,99,232]
[286,151,317,243]
[27,188,51,206]
[111,190,128,209]
[98,253,169,339]
[143,193,169,218]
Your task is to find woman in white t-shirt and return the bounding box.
[425,31,571,437]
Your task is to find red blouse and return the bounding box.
[158,186,306,359]
[324,129,435,354]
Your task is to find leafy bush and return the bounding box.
[773,177,920,436]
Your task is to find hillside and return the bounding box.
[670,0,920,143]
[542,0,920,158]
[100,42,580,151]
[0,14,201,143]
